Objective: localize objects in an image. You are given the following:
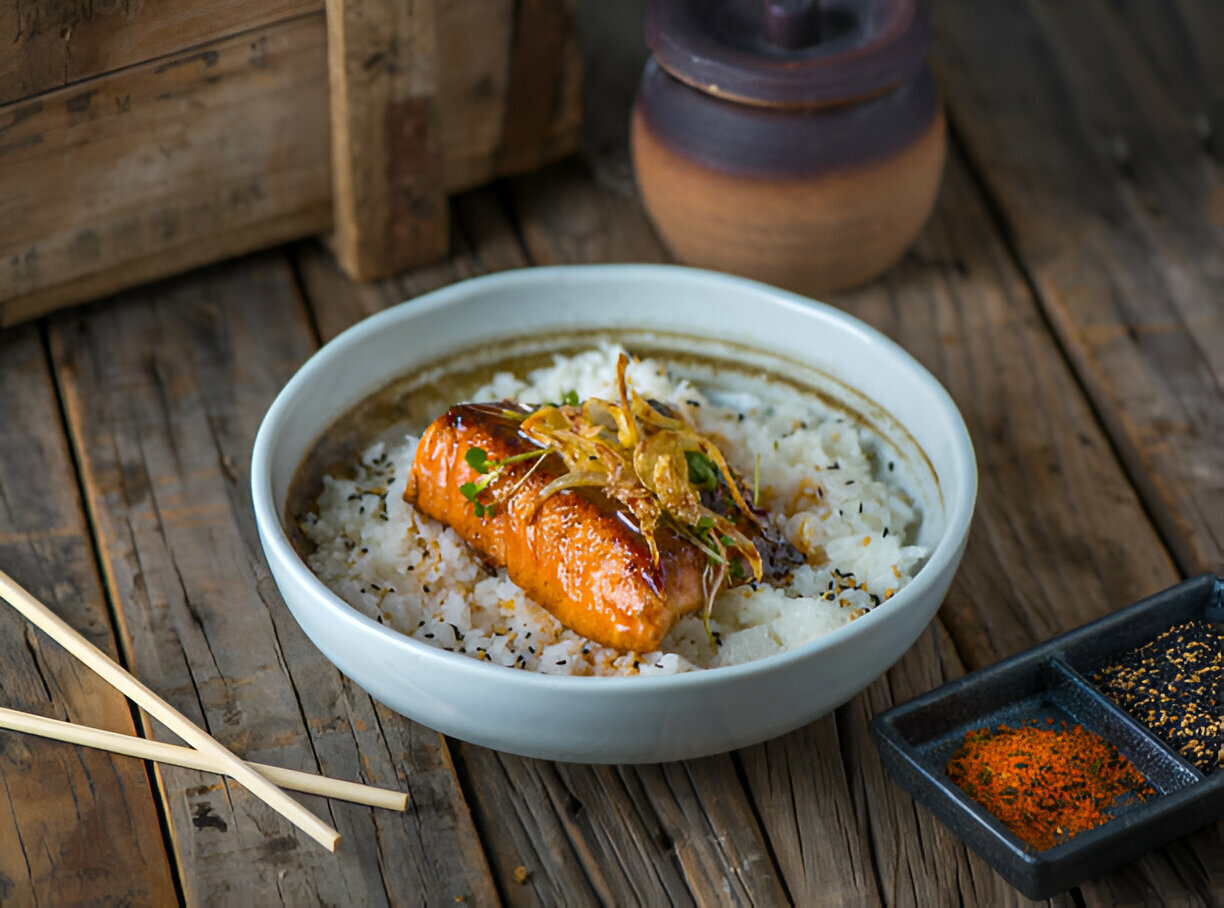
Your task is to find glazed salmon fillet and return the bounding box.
[404,403,707,652]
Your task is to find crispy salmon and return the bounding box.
[404,403,708,652]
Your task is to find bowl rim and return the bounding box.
[251,263,977,690]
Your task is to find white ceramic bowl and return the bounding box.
[251,265,976,763]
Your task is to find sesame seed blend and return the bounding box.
[1092,619,1222,774]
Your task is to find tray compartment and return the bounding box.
[873,574,1224,899]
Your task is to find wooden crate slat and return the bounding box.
[495,0,583,177]
[0,1,582,322]
[324,0,448,281]
[435,0,515,192]
[0,0,322,106]
[0,14,332,326]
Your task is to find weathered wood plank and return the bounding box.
[0,323,177,904]
[933,0,1224,577]
[0,0,320,105]
[49,253,497,904]
[0,14,333,326]
[817,154,1207,904]
[324,0,448,280]
[494,0,584,178]
[1,2,584,324]
[436,0,515,191]
[510,147,1211,901]
[513,158,670,265]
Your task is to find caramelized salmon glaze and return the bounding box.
[405,404,707,652]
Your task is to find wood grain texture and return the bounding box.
[514,157,672,265]
[0,0,320,105]
[820,156,1211,904]
[1,2,582,322]
[933,0,1224,578]
[49,253,496,905]
[436,0,515,191]
[495,0,584,177]
[0,14,333,326]
[511,146,1212,902]
[0,324,177,904]
[324,0,448,281]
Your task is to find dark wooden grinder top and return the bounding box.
[645,0,933,106]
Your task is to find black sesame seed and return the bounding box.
[1093,620,1221,774]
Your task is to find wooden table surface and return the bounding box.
[2,2,1222,904]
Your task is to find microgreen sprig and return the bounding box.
[460,446,549,517]
[685,450,719,492]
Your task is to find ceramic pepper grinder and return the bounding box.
[631,0,945,295]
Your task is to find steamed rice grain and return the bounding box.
[303,346,927,675]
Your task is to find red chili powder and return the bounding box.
[946,720,1156,851]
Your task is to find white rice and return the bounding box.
[303,346,927,675]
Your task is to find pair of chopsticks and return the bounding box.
[0,570,408,851]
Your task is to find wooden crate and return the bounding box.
[0,0,582,326]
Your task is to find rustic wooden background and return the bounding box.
[0,0,1222,904]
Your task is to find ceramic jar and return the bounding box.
[631,0,945,295]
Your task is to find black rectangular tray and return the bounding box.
[871,573,1224,900]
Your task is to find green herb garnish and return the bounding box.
[460,446,548,517]
[465,446,491,474]
[685,449,718,492]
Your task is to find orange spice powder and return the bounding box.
[946,720,1156,851]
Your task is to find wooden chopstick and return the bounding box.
[0,570,341,851]
[0,707,408,811]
